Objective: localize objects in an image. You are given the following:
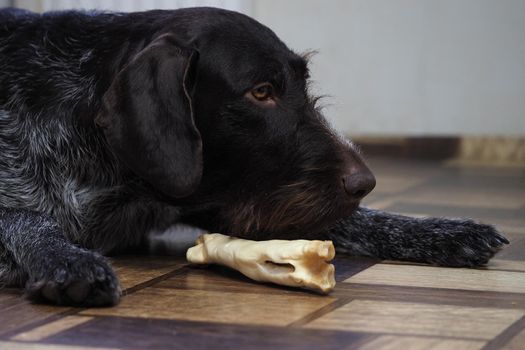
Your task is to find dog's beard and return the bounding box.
[222,182,358,240]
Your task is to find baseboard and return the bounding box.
[351,135,525,166]
[351,136,460,160]
[452,136,525,167]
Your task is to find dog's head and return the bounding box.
[97,8,375,239]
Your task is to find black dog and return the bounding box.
[0,7,507,306]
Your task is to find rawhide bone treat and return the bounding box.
[186,233,336,293]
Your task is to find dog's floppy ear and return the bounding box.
[96,34,201,198]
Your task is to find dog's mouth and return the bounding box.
[181,196,359,241]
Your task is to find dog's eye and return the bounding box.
[251,83,274,101]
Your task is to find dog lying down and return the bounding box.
[187,234,336,293]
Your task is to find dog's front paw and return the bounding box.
[25,251,121,306]
[429,219,509,267]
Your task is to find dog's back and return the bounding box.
[1,9,119,112]
[0,9,180,253]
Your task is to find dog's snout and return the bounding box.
[342,169,376,201]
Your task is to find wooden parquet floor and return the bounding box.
[1,156,524,350]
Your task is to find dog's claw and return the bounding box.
[497,234,510,245]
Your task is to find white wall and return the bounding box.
[13,0,250,13]
[38,0,250,13]
[254,0,525,136]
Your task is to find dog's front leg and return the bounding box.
[326,207,508,267]
[0,208,120,306]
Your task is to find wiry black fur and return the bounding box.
[0,7,507,306]
[328,208,508,267]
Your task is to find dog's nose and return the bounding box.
[342,168,376,201]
